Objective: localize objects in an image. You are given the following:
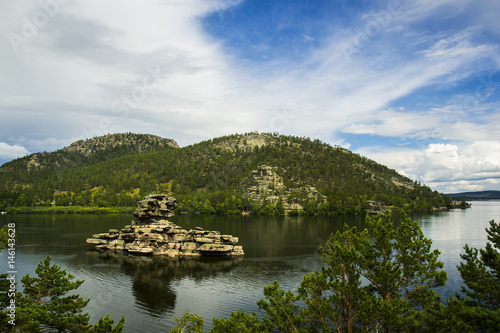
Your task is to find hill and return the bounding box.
[447,190,500,201]
[0,132,452,215]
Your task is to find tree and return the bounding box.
[257,281,305,332]
[298,225,371,332]
[459,220,500,309]
[170,310,204,333]
[212,310,268,333]
[453,220,500,331]
[256,211,446,332]
[359,211,447,332]
[0,225,11,250]
[16,256,90,331]
[89,314,125,333]
[0,256,124,332]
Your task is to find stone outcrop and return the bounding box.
[86,194,244,257]
[244,165,327,212]
[133,194,177,219]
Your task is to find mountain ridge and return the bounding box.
[1,133,178,173]
[0,132,452,214]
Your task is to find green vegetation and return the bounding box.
[0,257,125,332]
[168,213,500,332]
[0,227,125,332]
[0,132,452,215]
[4,206,134,215]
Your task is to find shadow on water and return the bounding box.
[81,250,243,316]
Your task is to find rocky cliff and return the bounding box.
[244,165,327,212]
[86,194,244,257]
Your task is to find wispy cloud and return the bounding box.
[0,0,499,192]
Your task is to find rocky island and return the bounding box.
[86,194,244,257]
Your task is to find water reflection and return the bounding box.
[83,250,242,315]
[4,206,496,332]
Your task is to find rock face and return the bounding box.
[133,194,177,219]
[244,165,327,212]
[86,194,244,257]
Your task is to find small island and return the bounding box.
[86,194,244,257]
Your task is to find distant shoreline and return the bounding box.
[2,206,135,214]
[1,204,468,215]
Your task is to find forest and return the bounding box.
[0,132,453,215]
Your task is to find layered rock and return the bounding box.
[86,194,244,257]
[244,165,327,212]
[133,194,177,219]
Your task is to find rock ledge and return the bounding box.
[86,194,244,257]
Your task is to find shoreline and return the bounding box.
[2,206,135,214]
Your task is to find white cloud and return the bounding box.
[0,142,29,163]
[1,0,496,144]
[0,0,499,193]
[356,141,500,193]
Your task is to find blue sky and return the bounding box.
[0,0,499,193]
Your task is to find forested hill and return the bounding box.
[0,133,178,205]
[0,132,452,215]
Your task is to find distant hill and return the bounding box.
[0,132,452,215]
[0,132,178,180]
[447,190,500,201]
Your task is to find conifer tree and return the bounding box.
[255,211,446,332]
[459,220,500,309]
[16,256,90,331]
[453,220,500,331]
[0,256,125,332]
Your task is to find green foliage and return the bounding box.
[211,310,268,332]
[170,310,204,333]
[174,217,500,332]
[459,220,500,310]
[89,314,125,333]
[16,256,90,331]
[297,211,446,332]
[204,211,447,332]
[6,206,134,215]
[0,225,9,250]
[0,256,125,332]
[0,132,452,215]
[299,225,371,332]
[445,219,500,331]
[257,281,305,332]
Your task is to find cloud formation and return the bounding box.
[0,142,29,165]
[0,0,499,193]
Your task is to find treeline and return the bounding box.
[0,132,452,215]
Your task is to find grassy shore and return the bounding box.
[3,206,135,214]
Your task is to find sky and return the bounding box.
[0,0,499,193]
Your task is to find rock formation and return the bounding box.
[86,194,244,257]
[244,165,327,212]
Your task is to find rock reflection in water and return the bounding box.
[85,250,242,315]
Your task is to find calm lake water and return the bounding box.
[1,201,499,332]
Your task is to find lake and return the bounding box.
[1,201,499,332]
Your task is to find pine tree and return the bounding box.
[16,256,90,331]
[170,310,204,333]
[89,314,125,333]
[3,256,126,332]
[453,220,500,331]
[256,211,446,332]
[459,220,500,309]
